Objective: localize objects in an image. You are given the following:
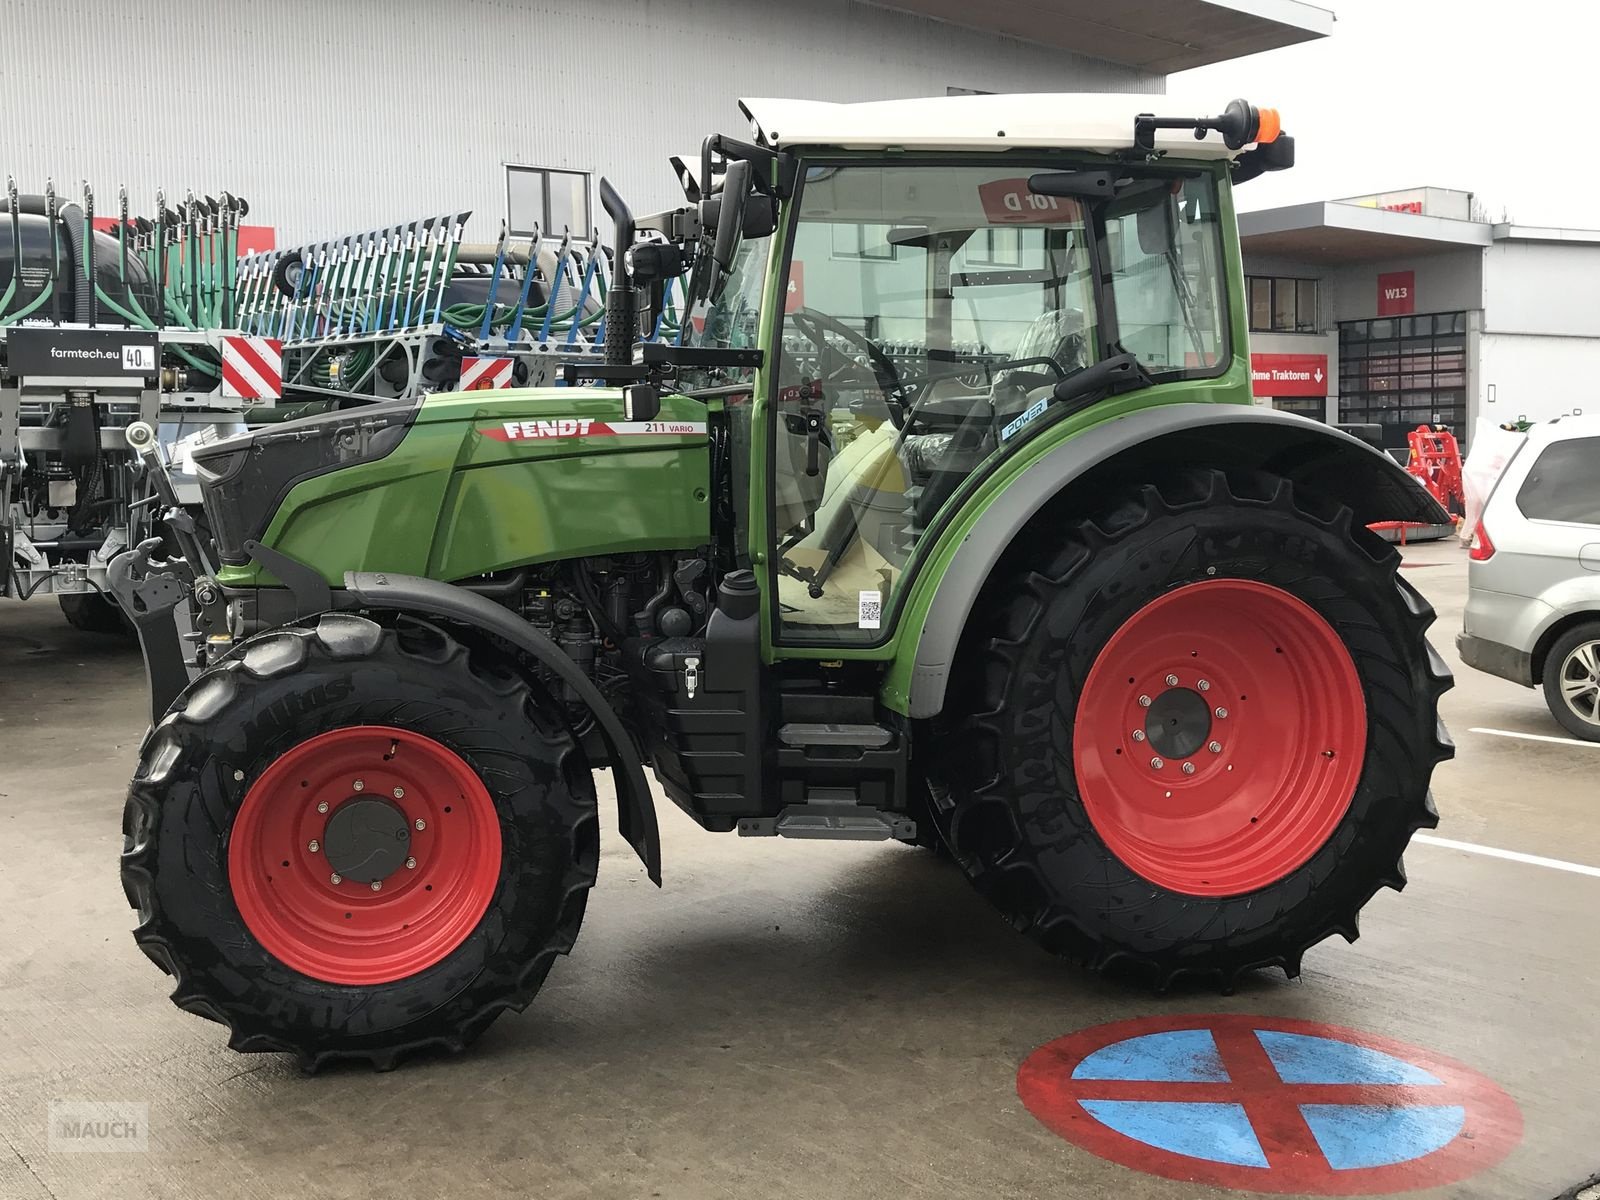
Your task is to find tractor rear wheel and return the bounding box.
[122,613,598,1069]
[929,469,1453,988]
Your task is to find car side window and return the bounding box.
[1517,436,1600,524]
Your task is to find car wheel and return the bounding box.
[1542,621,1600,742]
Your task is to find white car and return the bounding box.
[1458,415,1600,739]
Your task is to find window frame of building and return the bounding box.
[829,222,897,262]
[1337,311,1468,448]
[506,164,592,239]
[1246,274,1318,333]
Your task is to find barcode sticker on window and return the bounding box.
[858,590,882,630]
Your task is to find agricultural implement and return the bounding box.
[0,179,274,626]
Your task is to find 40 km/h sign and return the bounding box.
[1017,1014,1521,1195]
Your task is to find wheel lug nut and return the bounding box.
[1181,762,1196,775]
[370,881,382,892]
[1131,729,1146,742]
[1209,740,1223,753]
[307,839,320,853]
[1150,756,1165,769]
[329,873,342,885]
[405,857,416,870]
[316,800,329,814]
[1165,673,1179,687]
[352,779,365,791]
[1138,695,1152,708]
[1197,679,1211,692]
[1215,707,1229,719]
[393,787,405,799]
[414,818,426,831]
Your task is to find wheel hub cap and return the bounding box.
[1144,687,1212,760]
[1559,641,1600,724]
[323,797,412,883]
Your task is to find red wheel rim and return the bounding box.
[1072,580,1367,896]
[227,726,502,985]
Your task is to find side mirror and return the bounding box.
[712,159,753,275]
[742,196,777,239]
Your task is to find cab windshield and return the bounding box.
[767,160,1229,643]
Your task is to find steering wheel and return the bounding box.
[787,307,907,427]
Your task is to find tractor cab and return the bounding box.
[666,95,1288,651]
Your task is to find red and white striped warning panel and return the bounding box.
[460,356,515,391]
[220,336,283,401]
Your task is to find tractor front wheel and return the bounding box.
[930,469,1453,988]
[121,614,598,1069]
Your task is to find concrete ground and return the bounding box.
[1,541,1596,1200]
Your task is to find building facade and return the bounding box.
[1241,189,1600,448]
[1,0,1325,244]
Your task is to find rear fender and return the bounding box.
[344,571,662,885]
[902,403,1447,719]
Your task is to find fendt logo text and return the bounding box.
[498,418,596,440]
[481,419,706,443]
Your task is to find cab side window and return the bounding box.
[1517,437,1600,525]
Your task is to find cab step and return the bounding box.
[738,788,916,841]
[778,722,893,748]
[756,716,913,840]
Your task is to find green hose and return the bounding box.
[92,283,216,376]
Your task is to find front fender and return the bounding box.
[344,571,662,885]
[895,403,1447,720]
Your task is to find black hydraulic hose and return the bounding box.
[638,553,676,634]
[59,203,94,322]
[69,450,105,536]
[570,563,628,646]
[0,193,49,215]
[457,569,527,602]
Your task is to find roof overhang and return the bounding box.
[1239,202,1492,265]
[859,0,1333,73]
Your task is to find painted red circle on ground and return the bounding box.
[1017,1013,1521,1195]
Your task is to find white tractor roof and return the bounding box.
[740,94,1258,158]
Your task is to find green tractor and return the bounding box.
[112,95,1453,1070]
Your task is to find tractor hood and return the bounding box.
[203,388,712,587]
